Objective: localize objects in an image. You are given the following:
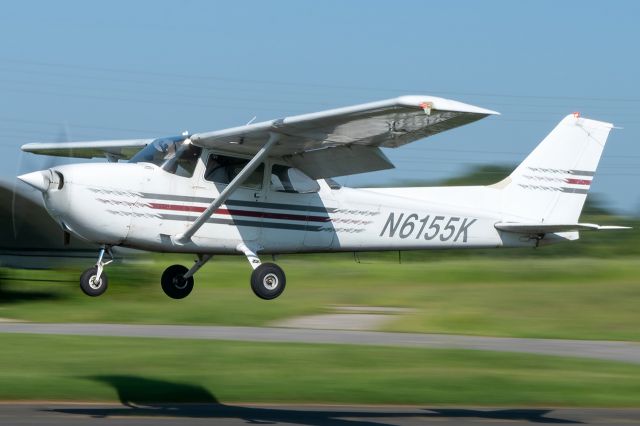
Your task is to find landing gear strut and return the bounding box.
[80,245,113,297]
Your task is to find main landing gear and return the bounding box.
[158,246,286,300]
[79,245,113,297]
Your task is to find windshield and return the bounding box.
[130,136,202,178]
[130,136,184,166]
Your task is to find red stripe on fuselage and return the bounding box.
[148,202,331,222]
[565,178,591,186]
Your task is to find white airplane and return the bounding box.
[17,95,627,300]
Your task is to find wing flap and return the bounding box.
[286,145,394,179]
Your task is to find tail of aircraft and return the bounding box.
[495,114,614,224]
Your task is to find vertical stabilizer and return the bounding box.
[498,114,613,223]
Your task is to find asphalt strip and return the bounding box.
[0,322,639,364]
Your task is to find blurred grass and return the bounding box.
[1,333,639,406]
[1,248,639,341]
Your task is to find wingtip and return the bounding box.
[396,95,500,116]
[20,143,35,153]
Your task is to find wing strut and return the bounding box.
[174,132,280,245]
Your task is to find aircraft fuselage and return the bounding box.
[41,160,535,256]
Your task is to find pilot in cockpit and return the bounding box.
[204,155,231,184]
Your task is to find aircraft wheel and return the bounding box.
[250,263,286,300]
[80,266,108,297]
[161,264,194,299]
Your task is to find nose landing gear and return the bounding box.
[80,246,113,297]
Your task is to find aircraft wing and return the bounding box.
[191,95,499,178]
[19,96,498,178]
[21,139,153,160]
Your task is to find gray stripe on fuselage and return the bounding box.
[139,192,336,213]
[569,170,596,176]
[561,187,589,194]
[160,213,327,232]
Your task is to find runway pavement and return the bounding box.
[1,403,639,425]
[0,322,639,364]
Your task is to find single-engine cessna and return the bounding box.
[17,96,627,300]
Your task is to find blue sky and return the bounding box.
[1,0,639,214]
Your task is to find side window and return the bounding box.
[204,154,264,189]
[271,165,320,194]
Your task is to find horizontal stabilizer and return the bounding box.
[495,222,631,234]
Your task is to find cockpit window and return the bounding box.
[271,165,320,193]
[130,137,202,178]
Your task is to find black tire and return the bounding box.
[250,263,286,300]
[80,266,108,297]
[161,264,194,299]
